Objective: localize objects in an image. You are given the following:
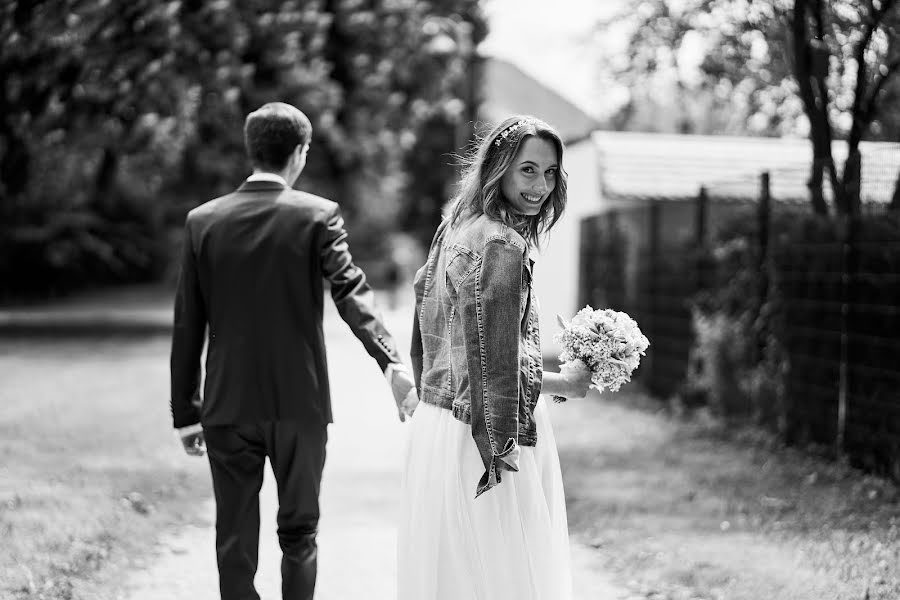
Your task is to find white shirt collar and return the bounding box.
[246,172,287,186]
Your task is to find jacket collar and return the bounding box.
[236,180,288,193]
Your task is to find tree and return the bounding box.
[0,0,193,218]
[400,8,487,247]
[791,0,900,215]
[603,1,803,136]
[0,0,200,295]
[0,0,486,296]
[170,0,485,234]
[604,0,900,215]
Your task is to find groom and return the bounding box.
[169,102,418,600]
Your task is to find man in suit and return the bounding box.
[170,102,418,600]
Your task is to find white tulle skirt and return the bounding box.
[398,397,572,600]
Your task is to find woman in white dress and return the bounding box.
[399,115,592,600]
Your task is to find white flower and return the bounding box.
[554,306,650,394]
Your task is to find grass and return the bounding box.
[3,332,899,600]
[555,390,900,600]
[0,335,211,600]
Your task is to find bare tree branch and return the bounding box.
[890,167,900,212]
[862,55,900,124]
[792,0,832,215]
[791,0,818,113]
[812,0,826,38]
[849,2,881,148]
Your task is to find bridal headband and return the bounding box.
[493,119,528,147]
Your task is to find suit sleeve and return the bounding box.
[320,204,400,372]
[170,218,206,428]
[459,238,523,498]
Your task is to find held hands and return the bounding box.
[387,363,419,422]
[179,429,207,457]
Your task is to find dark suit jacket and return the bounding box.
[170,180,400,429]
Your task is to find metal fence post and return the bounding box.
[758,173,771,287]
[696,186,708,245]
[696,186,708,291]
[837,215,854,456]
[646,201,661,391]
[577,216,591,309]
[757,173,772,353]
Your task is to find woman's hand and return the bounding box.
[560,362,592,398]
[541,364,592,399]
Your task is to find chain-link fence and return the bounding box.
[580,164,900,477]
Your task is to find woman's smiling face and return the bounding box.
[500,136,559,216]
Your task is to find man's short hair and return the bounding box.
[243,102,313,171]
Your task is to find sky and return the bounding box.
[478,0,629,120]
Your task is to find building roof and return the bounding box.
[592,130,900,204]
[478,57,601,145]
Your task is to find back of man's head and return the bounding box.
[244,103,312,172]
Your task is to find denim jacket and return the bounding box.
[411,213,544,498]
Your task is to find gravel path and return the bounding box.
[118,303,627,600]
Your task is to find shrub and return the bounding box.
[683,206,793,430]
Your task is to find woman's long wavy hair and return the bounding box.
[447,115,568,248]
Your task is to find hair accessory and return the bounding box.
[493,119,528,147]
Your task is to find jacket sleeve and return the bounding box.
[410,264,426,389]
[169,218,205,429]
[459,238,523,498]
[411,218,450,389]
[320,204,400,372]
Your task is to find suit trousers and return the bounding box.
[204,420,327,600]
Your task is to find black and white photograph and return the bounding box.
[1,1,899,599]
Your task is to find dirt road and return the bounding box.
[118,303,627,599]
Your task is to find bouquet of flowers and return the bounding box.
[552,305,650,401]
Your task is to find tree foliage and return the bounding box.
[605,0,900,215]
[1,0,201,294]
[0,0,485,297]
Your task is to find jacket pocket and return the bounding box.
[445,244,478,289]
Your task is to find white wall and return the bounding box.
[533,137,600,360]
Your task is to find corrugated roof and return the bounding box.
[592,131,900,203]
[478,57,601,144]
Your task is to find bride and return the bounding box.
[399,115,592,600]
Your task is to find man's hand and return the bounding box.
[388,364,419,422]
[179,426,206,457]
